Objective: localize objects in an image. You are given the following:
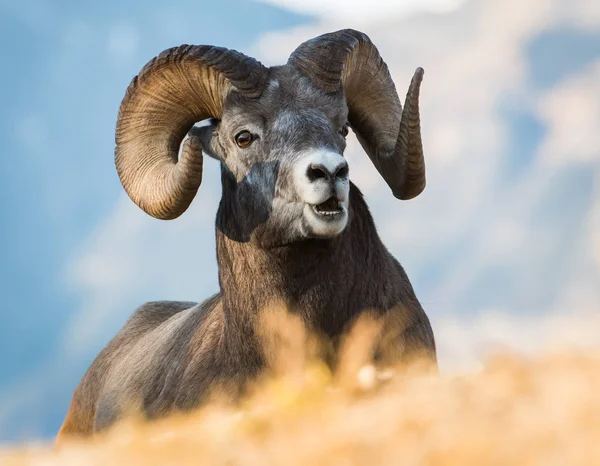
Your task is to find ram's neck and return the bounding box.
[214,183,403,342]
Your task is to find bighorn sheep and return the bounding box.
[58,29,436,441]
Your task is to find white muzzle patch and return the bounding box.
[293,149,350,237]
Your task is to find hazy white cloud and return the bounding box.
[61,172,222,355]
[435,309,600,373]
[591,196,600,281]
[256,0,466,25]
[527,57,600,313]
[536,59,600,167]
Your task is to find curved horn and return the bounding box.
[288,29,425,200]
[115,45,268,219]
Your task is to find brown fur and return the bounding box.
[57,184,436,443]
[59,30,435,442]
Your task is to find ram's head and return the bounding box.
[115,29,425,246]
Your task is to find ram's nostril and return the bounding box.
[306,164,330,182]
[335,163,349,179]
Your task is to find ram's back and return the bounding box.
[56,300,200,444]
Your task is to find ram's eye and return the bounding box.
[235,130,254,148]
[340,123,350,138]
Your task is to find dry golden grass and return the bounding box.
[3,311,600,465]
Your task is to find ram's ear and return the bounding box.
[188,118,222,161]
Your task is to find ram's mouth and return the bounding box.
[312,198,343,216]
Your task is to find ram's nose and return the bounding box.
[301,151,348,184]
[293,150,350,206]
[306,160,349,182]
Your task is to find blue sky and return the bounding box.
[1,0,600,443]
